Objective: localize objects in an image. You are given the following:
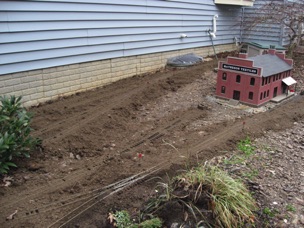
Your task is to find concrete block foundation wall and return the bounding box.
[0,44,235,107]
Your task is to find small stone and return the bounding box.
[69,153,75,159]
[287,144,293,149]
[23,176,30,181]
[75,155,81,160]
[28,163,43,171]
[300,215,304,225]
[170,223,179,228]
[284,219,288,223]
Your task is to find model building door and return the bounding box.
[233,90,240,100]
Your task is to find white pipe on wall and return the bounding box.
[209,15,218,38]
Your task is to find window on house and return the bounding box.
[222,72,227,80]
[268,77,271,83]
[221,86,226,94]
[236,75,241,83]
[248,92,253,100]
[262,78,264,86]
[276,74,279,80]
[264,91,266,98]
[273,75,275,82]
[250,77,255,86]
[260,92,263,100]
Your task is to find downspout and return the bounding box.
[240,7,244,43]
[209,15,218,39]
[208,15,219,61]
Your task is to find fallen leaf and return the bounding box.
[108,212,114,224]
[2,176,13,187]
[6,210,18,220]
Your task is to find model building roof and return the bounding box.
[248,54,292,77]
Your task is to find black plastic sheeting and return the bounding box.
[167,53,203,67]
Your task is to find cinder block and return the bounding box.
[14,83,30,91]
[70,85,82,91]
[4,78,21,87]
[43,67,57,74]
[30,93,44,100]
[56,76,70,83]
[21,95,32,103]
[44,78,57,85]
[13,71,29,79]
[0,74,12,81]
[36,86,44,93]
[69,63,79,69]
[30,81,44,88]
[23,100,39,107]
[44,90,58,97]
[28,69,43,76]
[56,65,70,72]
[58,87,71,94]
[21,75,43,83]
[22,88,37,96]
[0,86,14,95]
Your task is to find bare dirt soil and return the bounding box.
[1,54,304,228]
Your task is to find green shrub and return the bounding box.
[0,95,40,174]
[152,165,257,228]
[237,137,255,157]
[139,218,162,228]
[111,210,162,228]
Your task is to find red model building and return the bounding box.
[216,46,296,107]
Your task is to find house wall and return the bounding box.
[0,0,241,106]
[0,0,242,75]
[242,0,286,46]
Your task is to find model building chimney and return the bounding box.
[268,45,276,55]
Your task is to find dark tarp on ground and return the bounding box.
[167,53,203,67]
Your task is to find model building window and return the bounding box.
[260,92,263,100]
[221,86,226,94]
[236,75,241,83]
[268,77,271,83]
[250,77,255,86]
[222,72,227,80]
[248,92,253,100]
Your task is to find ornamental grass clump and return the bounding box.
[175,165,257,227]
[0,95,40,174]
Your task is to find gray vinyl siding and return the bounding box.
[242,0,291,46]
[0,0,242,75]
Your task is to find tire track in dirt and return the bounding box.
[2,96,303,227]
[63,96,304,227]
[12,96,304,227]
[0,112,196,224]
